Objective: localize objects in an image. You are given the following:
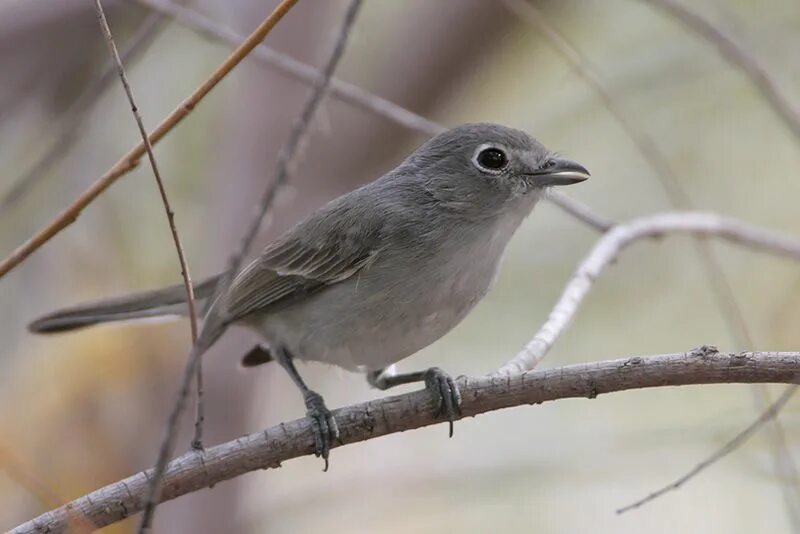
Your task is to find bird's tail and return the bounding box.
[28,274,223,334]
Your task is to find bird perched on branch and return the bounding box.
[29,123,589,466]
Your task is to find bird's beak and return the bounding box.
[525,158,590,186]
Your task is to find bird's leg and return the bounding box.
[367,366,462,437]
[275,347,339,470]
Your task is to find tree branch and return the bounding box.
[498,212,800,374]
[93,0,198,344]
[11,349,800,533]
[0,0,300,279]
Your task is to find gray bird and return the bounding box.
[29,123,589,464]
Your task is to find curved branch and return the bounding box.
[498,212,800,374]
[11,349,800,533]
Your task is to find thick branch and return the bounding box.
[12,349,800,533]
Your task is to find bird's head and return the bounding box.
[403,123,589,216]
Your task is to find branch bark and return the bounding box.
[11,349,800,533]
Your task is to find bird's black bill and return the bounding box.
[526,158,590,186]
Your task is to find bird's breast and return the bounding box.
[254,210,529,371]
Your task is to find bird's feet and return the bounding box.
[423,367,462,437]
[303,390,340,470]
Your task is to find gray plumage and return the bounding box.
[30,123,588,371]
[29,123,589,457]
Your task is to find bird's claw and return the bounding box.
[424,367,462,437]
[303,390,339,470]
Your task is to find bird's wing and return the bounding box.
[219,201,383,322]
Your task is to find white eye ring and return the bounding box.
[472,143,509,174]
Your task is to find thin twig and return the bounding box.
[128,0,604,233]
[0,12,168,211]
[641,0,800,140]
[130,0,445,138]
[93,0,198,341]
[137,1,360,531]
[506,0,800,518]
[11,350,800,532]
[497,211,800,375]
[192,0,365,445]
[617,385,798,514]
[94,7,203,529]
[217,0,364,294]
[126,0,299,530]
[0,0,300,280]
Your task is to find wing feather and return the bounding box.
[217,198,383,322]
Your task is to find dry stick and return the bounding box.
[497,211,800,375]
[0,11,168,211]
[641,0,800,140]
[506,1,800,517]
[130,0,610,233]
[617,385,797,514]
[93,0,198,341]
[0,0,300,280]
[11,350,800,533]
[193,0,364,447]
[125,2,300,532]
[92,6,205,521]
[139,1,361,529]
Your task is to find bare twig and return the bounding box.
[93,0,198,341]
[0,0,300,279]
[129,0,604,232]
[0,12,168,211]
[11,350,800,533]
[506,0,800,518]
[192,0,365,446]
[617,385,798,514]
[497,212,800,375]
[93,7,202,531]
[130,0,445,138]
[640,0,800,140]
[218,0,364,291]
[137,1,361,531]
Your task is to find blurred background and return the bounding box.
[1,0,799,532]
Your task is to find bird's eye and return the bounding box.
[474,147,508,172]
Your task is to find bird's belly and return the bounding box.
[253,261,497,371]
